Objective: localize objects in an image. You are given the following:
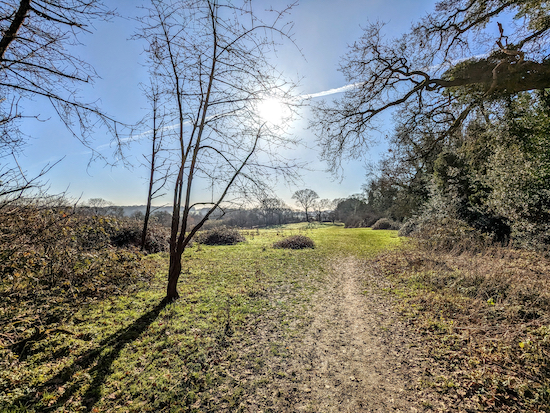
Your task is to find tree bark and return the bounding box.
[166,250,182,301]
[432,60,550,95]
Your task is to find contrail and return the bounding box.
[300,53,489,100]
[300,82,363,99]
[107,84,354,147]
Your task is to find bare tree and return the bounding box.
[313,198,332,222]
[0,1,124,201]
[86,197,111,216]
[140,80,170,251]
[292,189,318,222]
[137,0,301,300]
[258,196,287,226]
[312,0,550,171]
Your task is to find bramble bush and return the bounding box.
[110,219,170,253]
[195,226,246,245]
[273,235,315,249]
[0,203,161,349]
[371,218,401,230]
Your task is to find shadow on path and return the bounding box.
[14,298,168,412]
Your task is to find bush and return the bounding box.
[398,219,417,237]
[0,203,159,349]
[195,226,246,245]
[111,220,169,253]
[273,235,315,249]
[371,218,401,230]
[412,216,488,253]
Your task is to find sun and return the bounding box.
[257,97,290,126]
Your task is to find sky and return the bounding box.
[19,0,439,207]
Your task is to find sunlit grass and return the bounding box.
[1,224,399,412]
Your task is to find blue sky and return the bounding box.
[19,0,438,206]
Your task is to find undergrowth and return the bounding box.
[375,243,550,412]
[195,226,246,246]
[0,205,162,356]
[273,234,315,249]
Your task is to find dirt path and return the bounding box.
[288,257,418,412]
[226,255,447,412]
[287,256,430,412]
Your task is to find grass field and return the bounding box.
[1,223,399,412]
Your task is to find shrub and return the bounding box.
[398,219,417,237]
[273,235,315,249]
[371,218,401,230]
[412,216,488,253]
[0,203,159,349]
[195,226,245,245]
[111,220,169,253]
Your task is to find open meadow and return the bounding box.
[2,223,550,412]
[1,224,401,412]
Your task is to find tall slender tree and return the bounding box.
[137,0,301,300]
[140,80,170,251]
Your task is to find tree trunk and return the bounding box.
[166,252,182,300]
[141,201,151,251]
[0,0,31,61]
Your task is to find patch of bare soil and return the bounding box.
[283,256,418,412]
[217,254,461,412]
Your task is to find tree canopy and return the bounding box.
[311,0,550,248]
[312,0,550,171]
[0,0,120,200]
[292,189,318,222]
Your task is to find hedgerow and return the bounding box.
[0,204,160,351]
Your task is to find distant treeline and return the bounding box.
[80,197,398,231]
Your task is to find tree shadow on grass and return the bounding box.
[13,298,169,412]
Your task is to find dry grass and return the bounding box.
[375,243,550,411]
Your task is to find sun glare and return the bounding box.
[257,97,289,126]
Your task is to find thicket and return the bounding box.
[333,197,379,228]
[371,217,400,230]
[273,235,315,249]
[364,91,550,251]
[195,226,246,246]
[0,203,164,351]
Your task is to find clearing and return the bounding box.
[2,223,533,412]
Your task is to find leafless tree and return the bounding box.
[137,0,301,300]
[86,197,111,215]
[313,198,332,222]
[258,196,287,226]
[0,1,124,201]
[312,0,550,171]
[292,188,318,222]
[140,80,171,251]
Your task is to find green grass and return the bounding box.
[1,224,400,412]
